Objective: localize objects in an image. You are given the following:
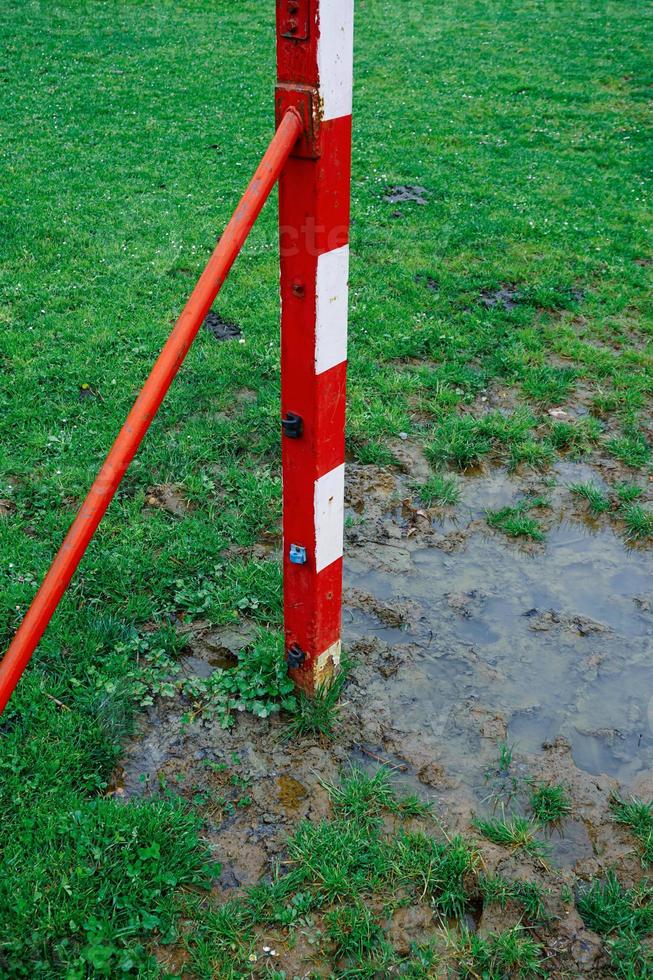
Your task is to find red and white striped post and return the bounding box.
[276,0,354,693]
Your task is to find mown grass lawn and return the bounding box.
[0,0,651,975]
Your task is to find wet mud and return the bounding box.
[203,310,242,342]
[145,483,194,517]
[382,185,429,205]
[0,498,15,518]
[415,273,439,293]
[479,286,521,311]
[113,440,653,976]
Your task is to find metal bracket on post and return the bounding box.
[279,0,310,40]
[286,644,307,669]
[275,84,322,159]
[281,411,303,438]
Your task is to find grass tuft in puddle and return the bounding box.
[325,766,430,826]
[477,409,537,445]
[529,783,573,826]
[324,901,388,963]
[566,480,653,542]
[547,418,601,456]
[621,504,653,542]
[413,473,460,506]
[497,741,514,772]
[615,482,645,505]
[486,498,548,541]
[576,871,653,976]
[424,409,581,476]
[473,815,549,861]
[508,439,555,471]
[426,415,492,470]
[606,930,653,980]
[352,438,400,467]
[607,433,652,469]
[610,796,653,866]
[391,830,478,918]
[570,482,611,515]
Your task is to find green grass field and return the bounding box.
[1,0,652,975]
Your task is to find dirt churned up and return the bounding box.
[113,442,653,976]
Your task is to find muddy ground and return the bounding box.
[112,439,653,977]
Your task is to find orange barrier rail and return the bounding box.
[0,107,303,715]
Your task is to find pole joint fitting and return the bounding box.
[275,85,322,159]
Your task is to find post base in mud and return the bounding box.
[289,639,342,696]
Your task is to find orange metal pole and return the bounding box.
[0,108,303,715]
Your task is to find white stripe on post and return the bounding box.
[315,244,349,376]
[317,0,355,121]
[314,462,346,573]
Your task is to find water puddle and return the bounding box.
[344,519,653,794]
